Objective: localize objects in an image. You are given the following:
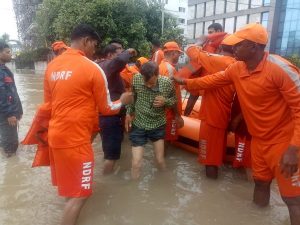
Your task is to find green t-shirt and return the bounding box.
[126,73,176,130]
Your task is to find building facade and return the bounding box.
[270,0,300,56]
[12,0,43,47]
[163,0,189,37]
[187,0,300,56]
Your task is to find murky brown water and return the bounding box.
[0,73,290,225]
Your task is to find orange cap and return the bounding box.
[222,23,268,46]
[137,57,149,65]
[51,41,68,51]
[163,41,183,53]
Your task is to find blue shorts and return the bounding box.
[99,115,124,160]
[129,125,165,147]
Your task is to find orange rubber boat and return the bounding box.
[173,96,236,161]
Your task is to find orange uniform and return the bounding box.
[44,48,121,197]
[231,95,252,168]
[152,49,164,65]
[202,32,228,53]
[177,45,202,79]
[184,45,236,166]
[186,52,300,197]
[120,64,139,90]
[120,57,149,90]
[159,59,182,141]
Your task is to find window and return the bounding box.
[188,5,196,20]
[179,7,186,13]
[195,22,204,36]
[225,17,235,33]
[261,12,269,28]
[226,0,237,13]
[250,0,262,8]
[205,1,215,17]
[263,0,270,6]
[178,18,185,24]
[249,13,261,23]
[215,0,225,14]
[214,19,224,28]
[238,0,249,10]
[236,15,247,31]
[278,22,284,32]
[196,3,205,18]
[187,24,195,39]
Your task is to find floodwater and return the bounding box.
[0,73,290,225]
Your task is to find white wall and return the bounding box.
[164,0,188,37]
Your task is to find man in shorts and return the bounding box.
[44,24,132,225]
[125,62,176,179]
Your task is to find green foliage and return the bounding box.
[15,47,50,69]
[35,0,184,56]
[285,54,300,68]
[0,33,10,44]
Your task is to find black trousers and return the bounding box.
[0,115,19,154]
[99,115,124,160]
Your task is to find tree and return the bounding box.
[0,33,10,43]
[285,54,300,68]
[35,0,183,56]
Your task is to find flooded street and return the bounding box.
[0,73,290,225]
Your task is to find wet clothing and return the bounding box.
[183,46,236,167]
[120,64,139,90]
[0,64,22,154]
[181,32,228,115]
[202,32,228,53]
[189,49,236,128]
[185,52,300,197]
[231,95,252,168]
[44,48,121,149]
[159,60,182,141]
[198,121,226,166]
[130,125,165,147]
[251,140,300,197]
[151,49,164,65]
[49,144,94,197]
[99,115,123,160]
[159,60,182,113]
[127,73,176,130]
[98,51,132,160]
[44,48,121,197]
[98,50,132,101]
[233,134,252,168]
[0,64,22,118]
[186,53,300,145]
[0,115,18,154]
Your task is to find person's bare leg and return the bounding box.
[153,139,166,171]
[103,159,116,175]
[61,197,88,225]
[282,196,300,225]
[131,146,144,179]
[253,180,271,207]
